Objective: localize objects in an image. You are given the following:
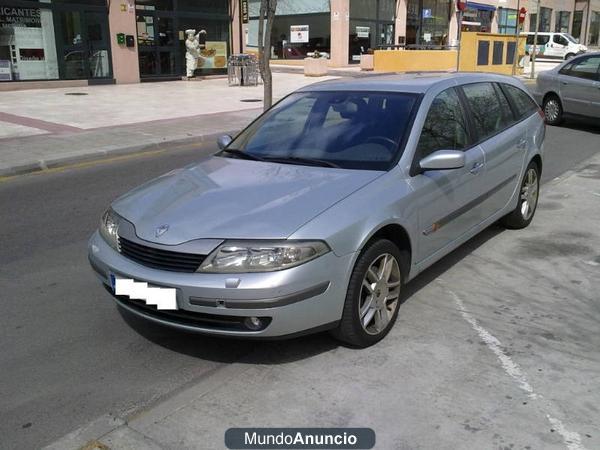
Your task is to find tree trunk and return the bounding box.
[257,0,277,111]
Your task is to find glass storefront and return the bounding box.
[530,7,552,33]
[555,11,570,33]
[589,11,600,47]
[349,0,395,63]
[135,0,230,79]
[247,0,330,60]
[406,0,451,46]
[497,8,517,35]
[461,5,494,33]
[572,10,583,41]
[0,1,110,82]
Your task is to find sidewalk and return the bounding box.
[0,73,337,177]
[45,155,600,450]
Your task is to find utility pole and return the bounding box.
[530,0,540,80]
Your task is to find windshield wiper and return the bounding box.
[262,156,340,168]
[220,148,265,161]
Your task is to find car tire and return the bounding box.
[543,94,563,125]
[500,161,540,230]
[331,239,406,348]
[565,53,575,60]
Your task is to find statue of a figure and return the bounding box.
[185,29,206,79]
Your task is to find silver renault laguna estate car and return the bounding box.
[89,73,544,347]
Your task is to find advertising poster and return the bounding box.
[290,25,309,43]
[198,41,227,69]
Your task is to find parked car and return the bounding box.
[533,52,600,125]
[89,73,545,347]
[522,32,587,60]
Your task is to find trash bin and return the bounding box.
[227,54,260,86]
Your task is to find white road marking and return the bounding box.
[446,288,587,450]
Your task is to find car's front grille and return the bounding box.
[118,237,206,273]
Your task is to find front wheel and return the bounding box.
[565,53,575,60]
[543,95,563,125]
[331,239,406,348]
[500,161,540,229]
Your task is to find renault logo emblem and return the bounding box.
[155,224,169,238]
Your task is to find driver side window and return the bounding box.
[416,88,469,159]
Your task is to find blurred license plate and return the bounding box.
[111,274,177,310]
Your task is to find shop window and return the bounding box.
[589,11,600,47]
[555,11,570,33]
[248,0,330,60]
[497,8,517,35]
[0,6,59,81]
[539,7,552,32]
[572,11,583,41]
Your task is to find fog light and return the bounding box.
[244,316,263,331]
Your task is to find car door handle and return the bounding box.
[469,161,484,175]
[561,81,569,85]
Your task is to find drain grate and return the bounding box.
[65,92,88,96]
[240,98,262,103]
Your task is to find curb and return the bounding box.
[0,130,240,179]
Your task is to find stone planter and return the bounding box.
[304,57,328,77]
[360,54,374,71]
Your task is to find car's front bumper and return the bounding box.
[88,231,355,337]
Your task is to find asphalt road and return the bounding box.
[1,121,599,449]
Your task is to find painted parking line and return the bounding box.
[446,287,587,450]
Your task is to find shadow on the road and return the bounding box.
[557,118,600,134]
[119,224,506,364]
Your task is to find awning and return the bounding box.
[466,2,497,11]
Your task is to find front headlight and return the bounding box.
[197,240,330,273]
[99,208,122,251]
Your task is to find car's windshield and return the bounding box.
[222,91,418,170]
[564,33,578,43]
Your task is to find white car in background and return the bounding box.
[522,32,587,60]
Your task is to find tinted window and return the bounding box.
[416,88,469,158]
[562,56,600,80]
[462,82,513,141]
[553,34,569,45]
[502,84,538,119]
[226,91,417,170]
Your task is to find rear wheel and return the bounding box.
[500,161,540,229]
[331,239,406,348]
[543,94,563,125]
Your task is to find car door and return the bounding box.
[410,87,486,265]
[546,34,568,58]
[460,82,523,219]
[558,55,600,116]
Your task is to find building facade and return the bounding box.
[242,0,600,66]
[0,0,242,86]
[1,0,599,88]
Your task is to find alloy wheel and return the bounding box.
[359,253,401,335]
[544,99,560,122]
[520,168,539,221]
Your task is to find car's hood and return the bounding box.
[112,156,382,244]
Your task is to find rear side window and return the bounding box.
[416,88,469,158]
[461,82,513,141]
[501,83,538,119]
[560,56,600,81]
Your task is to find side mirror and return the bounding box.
[217,135,232,150]
[419,150,466,171]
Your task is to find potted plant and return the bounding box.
[304,51,328,77]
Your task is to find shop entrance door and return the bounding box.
[136,11,178,78]
[55,9,111,80]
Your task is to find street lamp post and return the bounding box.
[530,0,540,79]
[511,0,521,76]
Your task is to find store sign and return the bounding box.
[241,0,248,24]
[290,25,309,43]
[0,7,41,28]
[199,41,227,69]
[356,26,370,38]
